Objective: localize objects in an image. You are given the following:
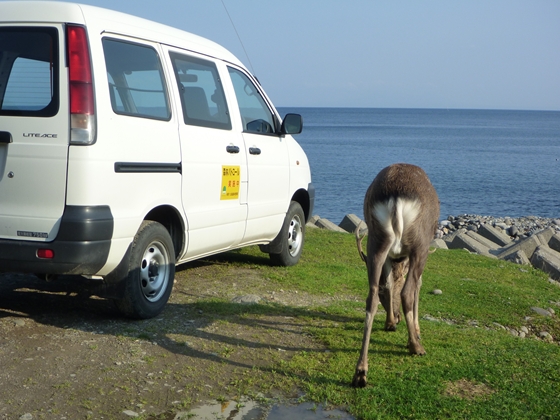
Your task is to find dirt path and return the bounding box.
[0,258,334,419]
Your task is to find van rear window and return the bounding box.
[0,27,59,117]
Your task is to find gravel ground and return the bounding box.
[0,259,332,420]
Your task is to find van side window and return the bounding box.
[169,52,231,130]
[0,27,59,117]
[227,67,276,134]
[102,38,170,120]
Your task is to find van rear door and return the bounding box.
[0,26,69,241]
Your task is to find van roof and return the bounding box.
[0,1,244,67]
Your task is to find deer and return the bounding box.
[352,163,439,388]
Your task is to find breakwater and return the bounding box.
[308,213,560,281]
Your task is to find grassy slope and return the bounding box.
[215,228,560,419]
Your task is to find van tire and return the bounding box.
[114,221,175,319]
[269,201,305,267]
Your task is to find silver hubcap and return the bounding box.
[140,240,170,302]
[287,213,303,257]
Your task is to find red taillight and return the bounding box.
[37,249,55,259]
[70,82,94,115]
[67,25,94,115]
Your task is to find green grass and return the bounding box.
[205,228,560,419]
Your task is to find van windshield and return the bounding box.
[0,27,59,117]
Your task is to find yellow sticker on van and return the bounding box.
[221,166,240,200]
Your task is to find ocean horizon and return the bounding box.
[278,107,560,223]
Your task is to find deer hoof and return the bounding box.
[384,323,397,332]
[408,342,426,355]
[351,370,368,388]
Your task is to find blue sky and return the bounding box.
[51,0,560,110]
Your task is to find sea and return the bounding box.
[278,107,560,224]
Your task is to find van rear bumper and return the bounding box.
[0,205,113,275]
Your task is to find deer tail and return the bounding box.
[355,221,368,266]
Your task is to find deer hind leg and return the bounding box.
[382,258,407,331]
[413,274,423,339]
[380,260,402,331]
[352,246,389,388]
[401,254,427,355]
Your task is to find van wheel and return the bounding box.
[115,221,175,319]
[269,201,305,267]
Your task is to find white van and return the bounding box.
[0,1,314,318]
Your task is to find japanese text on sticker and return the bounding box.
[221,165,240,200]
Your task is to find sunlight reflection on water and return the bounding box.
[175,399,355,419]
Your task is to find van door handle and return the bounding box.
[226,145,240,154]
[0,131,12,144]
[249,147,261,155]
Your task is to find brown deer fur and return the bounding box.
[356,228,408,331]
[352,163,439,388]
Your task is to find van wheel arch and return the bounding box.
[291,189,310,222]
[144,205,185,259]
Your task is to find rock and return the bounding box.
[14,319,25,327]
[530,246,560,280]
[231,295,261,305]
[448,232,496,259]
[535,227,556,246]
[478,223,512,247]
[306,215,321,228]
[19,414,33,420]
[443,228,467,245]
[465,230,500,250]
[531,307,552,317]
[549,233,560,253]
[305,222,319,229]
[520,326,529,334]
[539,332,553,342]
[502,250,531,265]
[123,410,139,417]
[497,235,542,261]
[431,289,443,295]
[308,215,320,224]
[338,214,365,234]
[430,238,448,250]
[314,218,348,233]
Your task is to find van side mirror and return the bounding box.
[281,113,303,135]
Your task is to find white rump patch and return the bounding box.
[372,198,421,258]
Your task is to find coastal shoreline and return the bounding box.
[438,214,560,240]
[308,213,560,281]
[309,213,560,239]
